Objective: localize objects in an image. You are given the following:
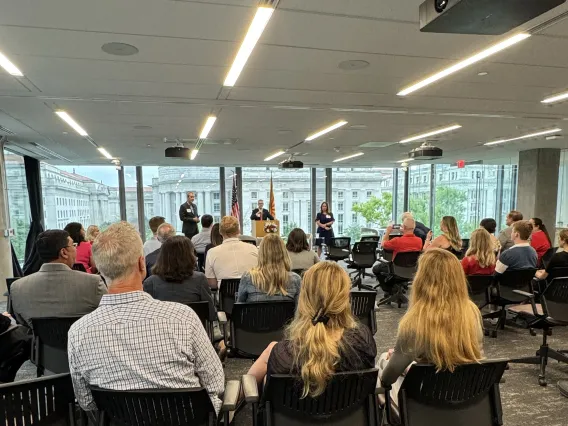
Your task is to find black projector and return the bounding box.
[279,160,304,170]
[420,0,566,35]
[165,147,191,159]
[408,145,443,160]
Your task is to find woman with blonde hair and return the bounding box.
[379,249,483,401]
[237,233,301,303]
[461,228,496,275]
[247,261,376,396]
[85,225,100,243]
[423,215,462,257]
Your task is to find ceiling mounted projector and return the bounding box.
[279,159,304,170]
[165,146,191,159]
[408,143,443,160]
[420,0,566,35]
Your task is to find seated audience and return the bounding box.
[143,216,165,256]
[205,216,258,289]
[535,228,568,280]
[192,214,214,270]
[145,223,177,278]
[10,230,107,329]
[65,222,96,273]
[379,249,483,402]
[204,223,223,260]
[423,215,462,257]
[0,312,31,383]
[68,222,224,413]
[498,210,523,251]
[238,233,301,304]
[480,218,501,253]
[372,218,422,297]
[144,236,215,321]
[85,225,100,243]
[247,261,376,394]
[495,220,537,274]
[529,217,552,265]
[286,228,319,271]
[461,228,496,275]
[402,212,430,242]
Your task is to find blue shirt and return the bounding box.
[237,271,301,304]
[495,243,537,274]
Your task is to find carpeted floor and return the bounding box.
[4,279,568,425]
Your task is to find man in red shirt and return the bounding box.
[373,217,423,295]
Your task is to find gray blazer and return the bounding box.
[498,226,514,252]
[10,263,107,329]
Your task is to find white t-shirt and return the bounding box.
[143,236,161,257]
[205,238,258,284]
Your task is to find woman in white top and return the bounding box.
[286,228,319,272]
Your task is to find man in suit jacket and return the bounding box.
[498,210,523,252]
[250,199,274,221]
[179,191,199,239]
[10,230,107,329]
[145,223,177,278]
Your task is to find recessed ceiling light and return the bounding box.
[101,42,139,56]
[338,60,370,71]
[305,120,348,141]
[349,124,368,130]
[0,51,23,76]
[133,125,152,130]
[477,71,489,76]
[399,124,462,144]
[55,111,88,137]
[277,129,292,135]
[147,144,152,147]
[397,33,530,96]
[199,116,217,139]
[541,91,568,105]
[484,128,561,146]
[333,152,364,163]
[264,150,286,161]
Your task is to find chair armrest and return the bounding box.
[222,380,241,412]
[513,289,534,298]
[242,374,260,403]
[217,311,227,324]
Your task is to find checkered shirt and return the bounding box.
[68,291,224,413]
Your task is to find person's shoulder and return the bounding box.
[191,271,207,282]
[151,299,200,323]
[289,271,301,283]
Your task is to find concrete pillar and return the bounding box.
[517,148,561,231]
[0,142,14,298]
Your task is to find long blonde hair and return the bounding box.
[398,249,483,371]
[441,216,462,251]
[85,225,100,243]
[466,229,496,268]
[249,234,291,295]
[286,261,357,398]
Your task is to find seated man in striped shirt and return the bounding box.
[68,222,224,414]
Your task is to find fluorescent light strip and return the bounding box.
[397,158,415,163]
[223,7,274,87]
[484,128,561,146]
[397,33,531,96]
[264,150,285,161]
[190,149,198,160]
[333,152,364,163]
[542,91,568,104]
[98,147,114,159]
[199,116,217,139]
[400,124,462,144]
[305,120,348,141]
[55,111,89,136]
[0,51,23,76]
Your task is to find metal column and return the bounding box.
[220,167,226,216]
[136,166,145,242]
[429,164,436,230]
[236,167,243,230]
[403,167,409,213]
[118,166,127,221]
[310,168,316,237]
[392,168,398,221]
[495,165,504,231]
[325,168,332,207]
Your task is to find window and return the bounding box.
[338,191,344,200]
[251,203,257,212]
[282,214,289,227]
[352,212,357,222]
[367,191,372,198]
[352,191,358,199]
[558,150,568,227]
[338,213,344,223]
[283,191,289,199]
[283,202,289,211]
[338,202,344,211]
[213,202,220,213]
[4,150,30,263]
[213,192,220,200]
[251,191,258,199]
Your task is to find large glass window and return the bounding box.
[558,150,568,229]
[395,168,405,221]
[4,150,30,263]
[408,164,431,228]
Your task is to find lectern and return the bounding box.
[252,220,280,238]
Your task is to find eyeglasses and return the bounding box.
[67,243,78,248]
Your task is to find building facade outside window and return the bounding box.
[4,150,30,263]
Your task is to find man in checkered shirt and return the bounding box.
[68,222,224,414]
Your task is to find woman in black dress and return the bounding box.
[315,201,335,257]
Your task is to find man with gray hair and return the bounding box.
[68,222,224,414]
[145,222,177,278]
[401,211,430,242]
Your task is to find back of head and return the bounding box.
[152,236,196,282]
[85,225,99,242]
[480,218,497,235]
[201,214,214,228]
[401,212,414,222]
[92,222,143,283]
[210,223,223,247]
[466,228,496,268]
[531,217,552,246]
[559,228,568,246]
[148,216,165,234]
[36,230,71,263]
[399,249,482,371]
[220,216,239,238]
[287,261,357,398]
[64,222,84,245]
[286,228,309,253]
[513,220,533,241]
[442,216,462,251]
[156,223,176,243]
[508,210,523,222]
[402,217,416,233]
[251,234,291,295]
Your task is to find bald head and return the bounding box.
[156,223,177,242]
[402,212,414,222]
[402,217,416,234]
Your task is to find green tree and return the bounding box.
[11,219,28,263]
[281,221,298,238]
[352,192,393,228]
[343,223,361,242]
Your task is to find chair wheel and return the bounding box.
[484,329,489,337]
[530,329,537,336]
[490,330,498,338]
[538,377,547,386]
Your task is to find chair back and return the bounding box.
[546,266,568,281]
[0,373,76,426]
[219,279,240,316]
[230,302,295,358]
[72,263,87,272]
[382,250,394,262]
[541,247,557,268]
[327,237,351,261]
[392,251,421,280]
[240,237,258,247]
[292,269,306,276]
[262,369,379,426]
[541,277,568,322]
[351,242,378,268]
[30,317,81,374]
[495,269,538,303]
[466,275,494,308]
[360,235,380,243]
[461,239,470,258]
[395,360,507,426]
[360,228,379,236]
[350,291,376,335]
[90,386,215,426]
[185,301,212,340]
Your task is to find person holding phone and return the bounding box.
[315,201,334,258]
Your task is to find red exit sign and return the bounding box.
[457,160,465,168]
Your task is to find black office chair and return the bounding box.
[185,301,213,342]
[533,266,568,295]
[30,316,81,376]
[242,369,380,426]
[380,360,507,426]
[0,373,78,426]
[72,263,87,272]
[218,278,240,317]
[326,237,351,262]
[485,268,537,337]
[508,277,568,386]
[5,277,19,319]
[350,291,377,335]
[461,238,470,258]
[219,301,295,358]
[292,268,307,276]
[466,274,494,310]
[360,235,380,243]
[378,251,421,308]
[541,247,557,268]
[349,241,378,291]
[91,381,240,426]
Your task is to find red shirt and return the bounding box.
[382,234,423,259]
[461,256,495,276]
[530,231,551,264]
[76,241,94,273]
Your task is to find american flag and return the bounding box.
[231,174,240,219]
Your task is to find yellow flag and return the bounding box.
[269,174,276,218]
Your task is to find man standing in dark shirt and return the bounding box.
[250,199,274,221]
[179,191,199,239]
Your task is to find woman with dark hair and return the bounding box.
[315,201,334,258]
[204,223,223,266]
[143,236,215,321]
[286,228,319,271]
[529,218,552,265]
[64,222,96,273]
[480,218,501,252]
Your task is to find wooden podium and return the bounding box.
[252,220,280,238]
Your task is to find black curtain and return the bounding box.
[10,242,23,277]
[22,156,45,275]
